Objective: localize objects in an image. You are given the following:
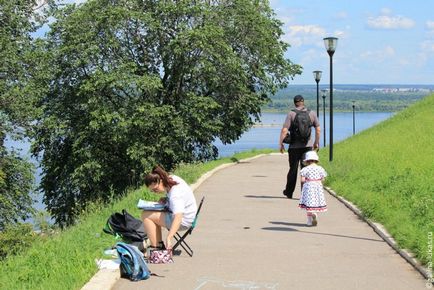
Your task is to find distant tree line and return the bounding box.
[265,86,429,112]
[1,0,301,227]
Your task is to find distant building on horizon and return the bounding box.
[372,87,432,93]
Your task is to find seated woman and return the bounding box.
[142,165,197,250]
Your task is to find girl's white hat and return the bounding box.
[304,151,319,162]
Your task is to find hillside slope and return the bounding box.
[319,93,434,265]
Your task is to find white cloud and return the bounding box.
[395,41,434,69]
[397,58,411,66]
[288,25,325,36]
[384,46,395,55]
[366,15,415,30]
[360,45,395,61]
[415,53,428,67]
[333,11,348,20]
[299,48,322,65]
[274,7,303,26]
[333,30,347,39]
[380,8,392,15]
[276,15,295,25]
[401,51,429,68]
[420,40,434,53]
[424,20,434,37]
[426,21,434,30]
[283,25,326,47]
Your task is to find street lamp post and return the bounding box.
[352,101,355,135]
[323,37,338,161]
[313,71,322,117]
[321,90,327,147]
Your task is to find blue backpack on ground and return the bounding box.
[115,242,151,281]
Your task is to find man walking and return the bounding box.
[279,95,321,199]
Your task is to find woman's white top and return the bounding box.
[167,175,197,227]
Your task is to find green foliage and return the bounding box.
[319,94,434,265]
[32,0,301,226]
[0,149,272,290]
[1,0,40,126]
[32,210,55,233]
[0,223,35,260]
[0,0,50,229]
[0,211,57,261]
[0,150,35,229]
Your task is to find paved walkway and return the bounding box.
[111,154,426,290]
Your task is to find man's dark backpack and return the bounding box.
[289,109,313,144]
[103,210,147,252]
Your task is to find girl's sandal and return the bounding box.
[312,213,318,226]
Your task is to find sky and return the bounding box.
[59,0,434,85]
[270,0,434,85]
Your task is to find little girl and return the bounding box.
[298,151,327,226]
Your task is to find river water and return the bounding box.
[215,111,393,157]
[5,111,393,210]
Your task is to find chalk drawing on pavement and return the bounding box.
[195,277,278,290]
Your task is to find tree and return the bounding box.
[0,0,49,229]
[32,0,302,226]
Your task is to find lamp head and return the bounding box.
[324,37,338,56]
[313,70,322,82]
[321,89,328,97]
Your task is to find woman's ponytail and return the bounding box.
[144,165,178,189]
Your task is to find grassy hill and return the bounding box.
[1,95,433,289]
[318,93,434,265]
[0,150,275,290]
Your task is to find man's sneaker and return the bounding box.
[312,213,318,226]
[283,190,292,199]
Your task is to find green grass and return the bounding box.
[318,93,434,265]
[0,148,274,290]
[2,93,433,289]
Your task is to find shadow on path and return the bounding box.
[263,221,384,243]
[244,195,299,200]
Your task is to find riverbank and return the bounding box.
[216,111,392,157]
[6,112,393,213]
[0,149,275,290]
[2,89,432,288]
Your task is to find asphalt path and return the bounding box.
[110,154,427,290]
